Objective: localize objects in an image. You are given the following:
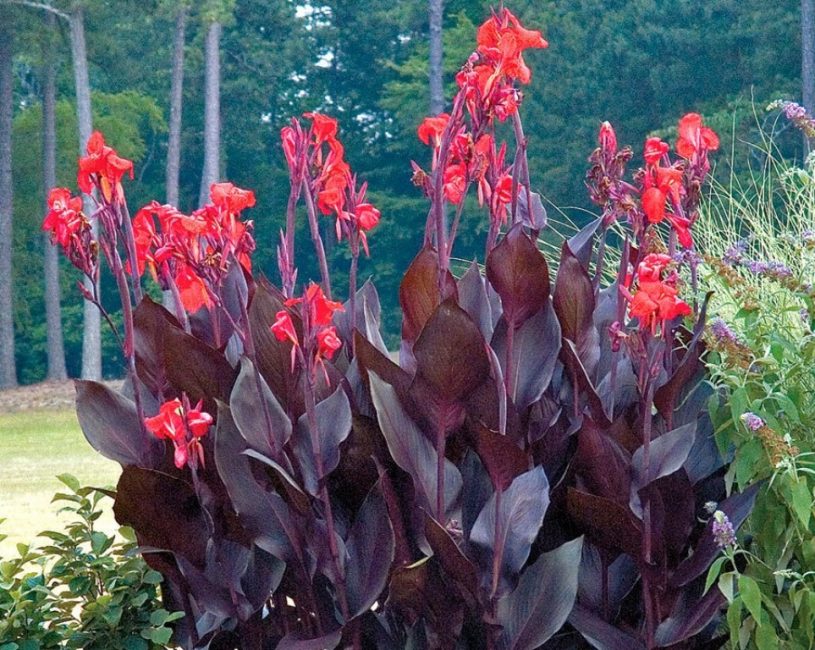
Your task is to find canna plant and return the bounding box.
[42,6,758,649]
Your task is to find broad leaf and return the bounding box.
[291,386,352,496]
[496,537,583,650]
[345,483,395,619]
[214,406,302,562]
[413,298,490,404]
[458,260,495,342]
[275,630,342,650]
[574,417,631,504]
[567,217,601,269]
[470,467,550,591]
[113,466,209,567]
[424,513,479,600]
[400,245,457,346]
[517,190,547,231]
[566,489,642,558]
[630,422,696,516]
[369,372,462,518]
[471,423,530,492]
[554,242,599,375]
[491,299,561,409]
[569,604,645,650]
[230,357,292,458]
[486,223,550,328]
[75,380,162,467]
[654,583,725,647]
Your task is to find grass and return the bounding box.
[0,409,119,557]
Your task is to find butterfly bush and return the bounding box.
[43,6,759,649]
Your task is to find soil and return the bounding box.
[0,379,123,413]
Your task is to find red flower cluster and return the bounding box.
[625,253,691,334]
[144,398,213,469]
[639,114,718,248]
[77,131,134,204]
[281,113,379,243]
[456,7,548,122]
[132,182,256,313]
[272,282,344,377]
[42,188,85,249]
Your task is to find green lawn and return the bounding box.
[0,409,119,557]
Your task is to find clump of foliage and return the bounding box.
[695,115,815,649]
[42,6,759,649]
[0,475,178,649]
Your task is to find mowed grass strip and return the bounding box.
[0,409,119,556]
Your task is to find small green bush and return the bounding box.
[698,134,815,649]
[0,475,181,650]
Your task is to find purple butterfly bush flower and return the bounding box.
[740,412,765,431]
[712,511,737,549]
[709,317,739,343]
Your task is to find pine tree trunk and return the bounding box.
[428,0,444,115]
[43,10,67,381]
[0,6,17,388]
[70,5,101,380]
[198,20,221,208]
[167,6,186,207]
[803,0,815,151]
[164,6,187,311]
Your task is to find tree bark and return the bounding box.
[198,20,221,208]
[70,5,101,380]
[803,0,815,151]
[43,10,67,380]
[428,0,444,115]
[167,6,186,207]
[0,6,17,388]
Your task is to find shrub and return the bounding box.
[42,6,758,649]
[0,475,178,649]
[695,118,815,649]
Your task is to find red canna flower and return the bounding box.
[77,131,134,204]
[443,162,468,204]
[174,264,212,313]
[42,188,85,248]
[418,113,451,146]
[271,310,298,346]
[355,203,380,231]
[130,207,158,277]
[476,8,548,85]
[625,254,691,334]
[599,121,617,153]
[675,113,719,160]
[145,398,213,469]
[304,112,339,145]
[306,282,344,326]
[643,137,669,166]
[316,326,342,361]
[210,182,256,214]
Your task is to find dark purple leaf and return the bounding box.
[458,260,495,342]
[561,339,610,425]
[486,224,550,328]
[413,298,490,405]
[630,423,696,516]
[345,483,395,619]
[213,407,302,562]
[248,281,300,413]
[369,372,462,518]
[424,513,479,600]
[335,278,383,348]
[230,357,292,458]
[113,466,209,567]
[241,548,285,614]
[400,245,458,346]
[670,482,761,588]
[75,380,162,467]
[275,630,342,650]
[291,386,352,496]
[354,330,413,399]
[554,243,599,375]
[577,543,637,616]
[569,604,645,650]
[471,423,530,492]
[132,296,179,396]
[461,450,493,540]
[567,217,601,269]
[241,448,310,515]
[470,467,550,591]
[654,582,725,647]
[491,299,561,409]
[574,417,631,504]
[496,537,583,650]
[517,190,547,231]
[654,293,712,421]
[566,489,642,558]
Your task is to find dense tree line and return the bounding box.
[0,0,807,385]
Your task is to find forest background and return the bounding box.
[0,0,809,385]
